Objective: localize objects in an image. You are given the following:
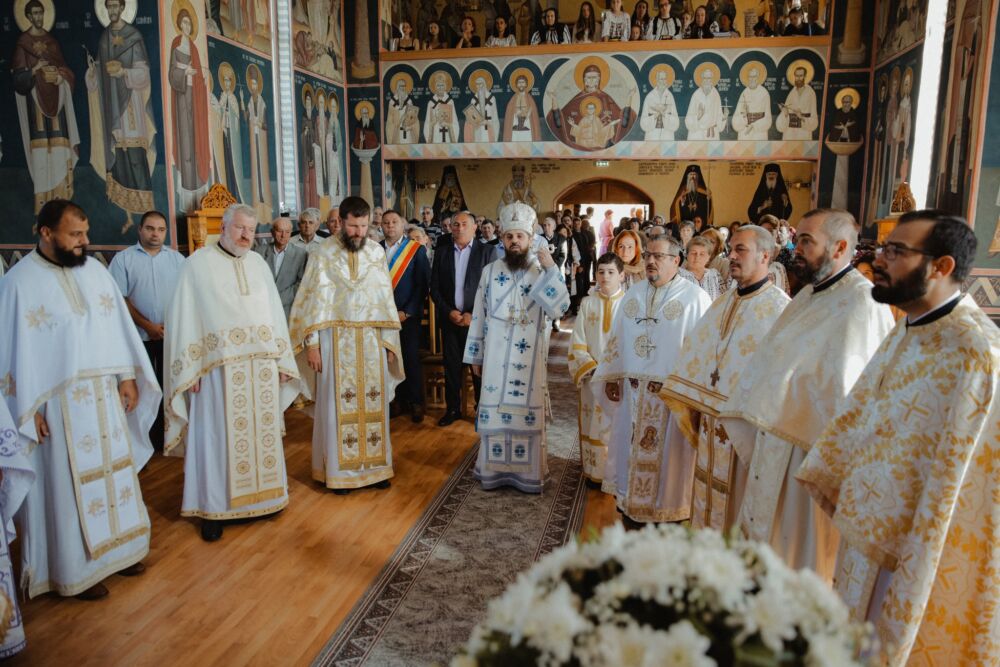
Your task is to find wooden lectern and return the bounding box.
[187,184,238,254]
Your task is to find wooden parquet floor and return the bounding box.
[10,408,619,666]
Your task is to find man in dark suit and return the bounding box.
[430,210,499,426]
[381,209,431,422]
[254,217,308,318]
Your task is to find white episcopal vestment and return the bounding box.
[731,85,773,140]
[165,245,305,520]
[776,84,819,140]
[661,279,789,531]
[685,86,725,140]
[593,276,711,522]
[288,238,403,489]
[568,288,624,484]
[797,296,1000,667]
[0,251,160,597]
[464,257,570,493]
[720,267,894,579]
[640,85,680,141]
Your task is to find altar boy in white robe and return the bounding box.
[165,204,305,543]
[289,196,403,493]
[465,202,570,493]
[593,235,711,524]
[0,199,160,600]
[568,252,625,486]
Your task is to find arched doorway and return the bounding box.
[553,178,655,217]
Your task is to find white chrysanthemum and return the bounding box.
[580,621,715,667]
[805,633,857,667]
[741,585,798,652]
[483,575,541,640]
[516,582,590,663]
[687,546,754,612]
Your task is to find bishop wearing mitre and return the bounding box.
[660,225,789,531]
[165,204,305,543]
[594,235,711,523]
[289,196,403,493]
[719,209,894,579]
[464,202,570,493]
[797,212,999,666]
[0,200,160,600]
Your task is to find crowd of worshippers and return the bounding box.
[389,0,825,50]
[1,193,995,667]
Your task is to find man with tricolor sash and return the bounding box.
[381,210,430,423]
[289,197,404,494]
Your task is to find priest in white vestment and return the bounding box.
[720,209,894,580]
[776,67,819,140]
[0,200,159,600]
[1,390,31,656]
[661,225,789,531]
[289,196,403,493]
[465,202,570,493]
[568,253,626,485]
[165,204,305,542]
[797,213,999,667]
[424,74,459,144]
[731,67,773,141]
[685,69,727,140]
[640,70,680,141]
[594,235,712,522]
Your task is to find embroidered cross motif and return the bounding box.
[859,478,882,504]
[119,485,134,505]
[341,389,356,402]
[525,412,537,425]
[26,305,53,329]
[99,293,115,315]
[366,387,381,402]
[367,431,382,448]
[495,273,510,286]
[710,368,721,388]
[544,286,557,298]
[71,384,93,404]
[0,373,16,397]
[343,433,359,447]
[900,394,929,421]
[521,284,532,296]
[514,338,531,353]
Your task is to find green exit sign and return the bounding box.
[595,161,610,167]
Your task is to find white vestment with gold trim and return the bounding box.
[661,282,788,531]
[289,238,402,489]
[0,251,159,597]
[1,390,31,656]
[720,267,894,580]
[797,297,1000,666]
[593,276,711,522]
[568,289,624,484]
[165,245,305,519]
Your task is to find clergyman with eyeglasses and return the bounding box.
[593,234,711,525]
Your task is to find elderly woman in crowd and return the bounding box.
[679,235,724,300]
[407,224,434,262]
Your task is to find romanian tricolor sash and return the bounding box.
[387,239,419,289]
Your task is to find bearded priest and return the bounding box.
[165,204,305,542]
[289,196,403,494]
[0,200,160,600]
[661,225,789,531]
[797,212,999,667]
[720,209,894,580]
[464,202,570,493]
[593,235,711,524]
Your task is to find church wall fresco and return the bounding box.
[293,71,348,219]
[345,0,379,83]
[930,0,996,221]
[0,0,170,248]
[411,159,816,227]
[291,0,344,83]
[346,85,384,205]
[204,32,280,225]
[380,46,828,161]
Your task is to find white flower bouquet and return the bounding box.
[454,524,871,667]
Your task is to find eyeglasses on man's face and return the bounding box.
[642,251,679,261]
[875,242,935,261]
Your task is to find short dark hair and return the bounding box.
[596,252,625,272]
[140,210,167,228]
[381,208,401,218]
[37,199,86,231]
[24,0,43,16]
[339,196,371,220]
[898,209,978,282]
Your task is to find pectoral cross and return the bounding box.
[438,126,450,142]
[710,367,720,388]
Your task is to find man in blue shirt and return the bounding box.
[109,211,185,448]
